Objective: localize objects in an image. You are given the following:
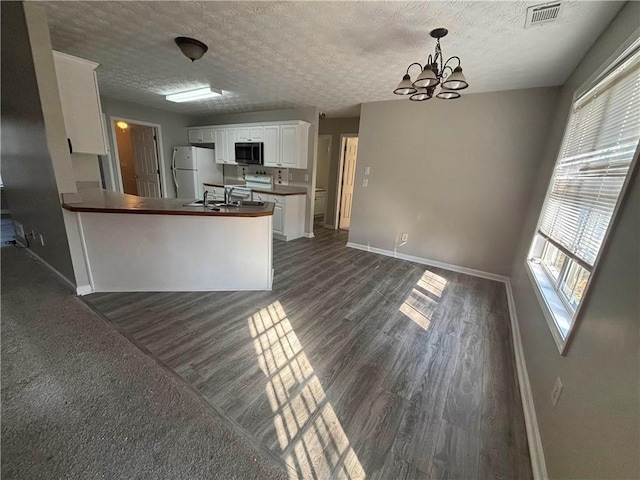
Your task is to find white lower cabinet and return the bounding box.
[252,192,306,241]
[202,185,225,201]
[314,190,327,216]
[272,204,284,235]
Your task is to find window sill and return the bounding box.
[525,260,573,355]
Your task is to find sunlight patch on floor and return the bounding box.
[248,301,366,479]
[399,270,448,330]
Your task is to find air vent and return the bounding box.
[525,2,562,28]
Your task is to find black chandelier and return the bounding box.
[393,28,468,101]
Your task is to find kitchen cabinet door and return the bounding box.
[235,127,250,142]
[188,129,203,143]
[214,129,226,164]
[225,129,238,164]
[249,126,263,141]
[272,204,284,235]
[53,51,107,155]
[279,125,298,168]
[202,128,215,143]
[263,125,280,166]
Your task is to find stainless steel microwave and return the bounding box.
[235,142,264,165]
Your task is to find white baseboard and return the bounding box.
[345,241,547,478]
[76,284,93,296]
[323,223,335,230]
[24,248,76,291]
[345,242,508,283]
[505,280,548,479]
[303,232,315,238]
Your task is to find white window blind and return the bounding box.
[539,50,640,268]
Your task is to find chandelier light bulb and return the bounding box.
[442,66,469,90]
[394,74,417,95]
[413,66,438,88]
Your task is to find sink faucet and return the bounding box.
[203,190,209,206]
[224,186,235,205]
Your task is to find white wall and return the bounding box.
[349,87,559,276]
[509,3,640,478]
[100,97,193,198]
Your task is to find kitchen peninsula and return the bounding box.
[62,187,274,293]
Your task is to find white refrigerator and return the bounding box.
[171,146,223,198]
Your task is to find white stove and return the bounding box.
[244,174,273,190]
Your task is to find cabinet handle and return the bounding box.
[67,138,73,154]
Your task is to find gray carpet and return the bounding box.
[1,243,290,479]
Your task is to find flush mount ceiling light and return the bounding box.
[394,28,469,101]
[115,121,129,130]
[165,87,222,103]
[174,36,208,62]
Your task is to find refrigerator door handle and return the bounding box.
[171,149,178,193]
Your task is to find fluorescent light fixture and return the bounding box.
[165,87,222,103]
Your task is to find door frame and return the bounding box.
[108,116,167,197]
[333,134,358,230]
[316,134,332,223]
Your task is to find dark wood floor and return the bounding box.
[85,226,532,480]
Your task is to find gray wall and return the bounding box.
[100,97,193,198]
[318,117,361,227]
[1,1,75,282]
[350,87,559,276]
[193,107,319,235]
[509,3,640,478]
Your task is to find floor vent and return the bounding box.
[525,2,562,28]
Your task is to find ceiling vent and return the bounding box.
[525,2,563,28]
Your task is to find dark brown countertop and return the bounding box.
[62,188,274,217]
[203,182,307,196]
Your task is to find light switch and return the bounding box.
[363,178,369,187]
[305,174,309,182]
[364,166,371,176]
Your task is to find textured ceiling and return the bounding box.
[38,1,624,118]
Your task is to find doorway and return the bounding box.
[110,118,164,197]
[314,135,332,226]
[335,135,358,230]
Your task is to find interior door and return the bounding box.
[130,125,162,197]
[339,137,358,230]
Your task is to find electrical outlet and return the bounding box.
[551,377,563,406]
[39,234,45,246]
[401,233,409,242]
[304,174,309,182]
[362,178,368,187]
[364,166,371,175]
[288,173,293,180]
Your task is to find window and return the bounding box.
[527,44,640,353]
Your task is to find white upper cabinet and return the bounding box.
[53,51,107,155]
[202,128,215,143]
[188,128,214,144]
[280,123,309,169]
[225,128,238,164]
[279,125,298,168]
[263,125,280,166]
[188,129,204,143]
[236,126,264,142]
[214,129,226,164]
[187,121,309,169]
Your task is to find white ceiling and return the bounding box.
[38,1,624,118]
